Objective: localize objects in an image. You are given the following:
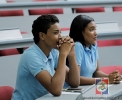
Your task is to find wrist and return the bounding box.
[59,53,67,58]
[68,52,75,57]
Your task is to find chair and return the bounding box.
[61,28,70,31]
[30,0,63,15]
[97,39,122,47]
[6,0,15,3]
[113,6,122,12]
[0,32,27,56]
[100,66,122,74]
[33,0,56,1]
[74,7,105,13]
[0,86,14,100]
[28,8,63,15]
[0,10,23,17]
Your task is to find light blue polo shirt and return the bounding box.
[11,43,59,100]
[64,42,98,88]
[75,42,99,77]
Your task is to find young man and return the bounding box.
[11,15,80,100]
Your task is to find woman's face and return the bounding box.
[39,23,61,49]
[82,21,97,47]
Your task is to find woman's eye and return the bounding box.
[54,32,58,34]
[90,29,94,31]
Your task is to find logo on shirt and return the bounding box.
[95,78,109,95]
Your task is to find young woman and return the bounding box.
[68,15,121,85]
[11,15,80,100]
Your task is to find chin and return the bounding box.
[54,46,59,50]
[92,41,97,45]
[55,47,59,50]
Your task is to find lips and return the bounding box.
[94,37,97,40]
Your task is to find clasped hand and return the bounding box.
[57,36,75,56]
[109,70,121,84]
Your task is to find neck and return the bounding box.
[85,42,90,48]
[37,42,52,57]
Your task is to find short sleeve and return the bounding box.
[95,44,99,60]
[75,42,84,66]
[25,52,47,77]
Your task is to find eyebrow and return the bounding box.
[53,29,61,32]
[89,26,97,29]
[53,29,58,31]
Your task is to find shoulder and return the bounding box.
[75,42,84,49]
[92,43,98,50]
[51,49,59,58]
[23,47,41,61]
[51,49,59,54]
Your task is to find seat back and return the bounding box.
[113,6,122,12]
[0,86,14,100]
[0,10,24,17]
[74,7,105,13]
[100,66,122,74]
[98,39,122,47]
[33,0,56,1]
[28,8,63,15]
[0,32,27,56]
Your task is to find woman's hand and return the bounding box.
[58,36,74,56]
[112,70,121,84]
[108,70,121,84]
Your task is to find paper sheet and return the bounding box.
[0,28,22,41]
[62,91,81,95]
[96,22,119,33]
[0,0,6,3]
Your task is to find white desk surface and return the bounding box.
[82,81,122,100]
[36,82,122,100]
[0,31,122,50]
[36,85,90,100]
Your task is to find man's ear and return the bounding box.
[39,32,45,40]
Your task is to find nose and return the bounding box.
[94,30,97,36]
[58,33,62,39]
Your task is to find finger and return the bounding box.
[111,70,119,74]
[113,80,120,84]
[69,38,74,43]
[59,37,64,44]
[57,44,61,49]
[59,39,63,45]
[114,77,121,81]
[114,72,121,79]
[116,70,121,75]
[64,36,70,42]
[70,42,75,47]
[59,36,65,43]
[119,75,122,81]
[57,44,61,48]
[66,38,74,44]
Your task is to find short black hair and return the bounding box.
[32,15,59,44]
[69,15,94,46]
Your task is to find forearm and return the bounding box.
[80,76,95,85]
[51,53,67,90]
[68,54,80,87]
[93,70,108,77]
